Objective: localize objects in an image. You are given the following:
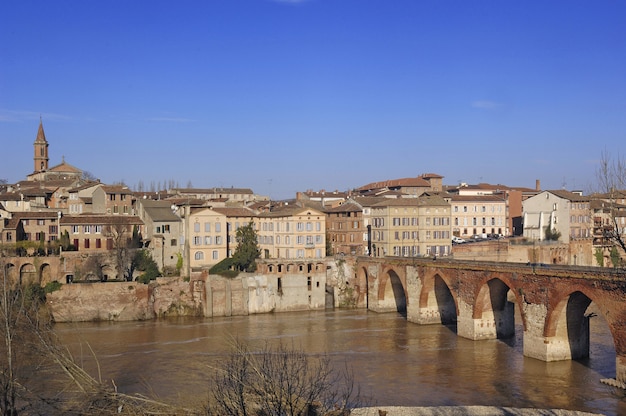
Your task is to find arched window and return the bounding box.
[194,251,204,260]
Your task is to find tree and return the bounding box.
[231,221,260,272]
[595,149,626,255]
[544,226,561,241]
[134,250,161,284]
[206,340,364,416]
[81,170,98,182]
[106,220,142,281]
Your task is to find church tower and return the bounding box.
[33,118,49,172]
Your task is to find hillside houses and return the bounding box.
[2,120,625,279]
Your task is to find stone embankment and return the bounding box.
[350,407,602,416]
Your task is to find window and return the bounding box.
[215,223,221,232]
[212,250,219,260]
[84,239,90,249]
[84,225,90,234]
[195,251,204,260]
[194,222,200,232]
[193,236,202,245]
[95,225,102,234]
[205,236,212,245]
[37,219,45,226]
[96,239,101,248]
[171,239,177,246]
[72,225,80,234]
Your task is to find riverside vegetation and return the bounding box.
[0,259,365,415]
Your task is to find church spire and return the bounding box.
[33,118,49,172]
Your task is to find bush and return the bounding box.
[209,257,239,277]
[44,281,63,294]
[206,340,364,415]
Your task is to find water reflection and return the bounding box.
[55,309,626,415]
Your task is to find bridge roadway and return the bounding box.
[354,256,626,386]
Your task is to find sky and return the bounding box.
[1,0,625,200]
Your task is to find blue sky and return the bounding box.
[1,0,624,199]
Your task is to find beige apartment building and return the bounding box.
[449,194,508,238]
[257,206,326,260]
[370,195,451,258]
[186,207,229,270]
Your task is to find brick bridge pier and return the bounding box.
[354,256,626,386]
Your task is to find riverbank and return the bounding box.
[351,407,603,415]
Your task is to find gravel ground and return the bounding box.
[350,407,603,416]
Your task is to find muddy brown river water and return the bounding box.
[56,308,626,415]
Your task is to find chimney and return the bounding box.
[536,179,541,191]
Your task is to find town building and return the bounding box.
[256,205,326,260]
[324,201,366,256]
[370,194,451,258]
[136,199,183,273]
[449,194,507,238]
[522,190,592,243]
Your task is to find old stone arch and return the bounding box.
[39,263,53,286]
[5,263,18,287]
[420,272,457,326]
[546,291,604,361]
[19,263,37,286]
[474,278,516,339]
[379,268,407,315]
[355,266,369,309]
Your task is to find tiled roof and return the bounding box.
[101,185,133,194]
[449,194,506,202]
[324,201,362,213]
[547,190,590,202]
[172,187,254,195]
[211,207,258,217]
[358,176,431,191]
[60,214,144,225]
[48,160,83,173]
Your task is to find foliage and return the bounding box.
[44,281,63,294]
[209,258,239,277]
[326,232,333,256]
[610,246,621,268]
[594,248,604,267]
[206,340,364,416]
[231,221,260,272]
[0,259,188,415]
[176,252,184,275]
[595,150,626,255]
[544,226,561,241]
[59,230,77,251]
[134,250,161,284]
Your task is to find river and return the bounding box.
[55,307,626,415]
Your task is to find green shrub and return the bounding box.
[44,281,63,294]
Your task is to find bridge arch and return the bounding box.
[473,278,517,340]
[378,265,407,314]
[544,290,612,362]
[355,265,369,308]
[419,271,457,325]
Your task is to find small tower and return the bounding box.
[33,118,49,172]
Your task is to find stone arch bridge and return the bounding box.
[353,256,626,386]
